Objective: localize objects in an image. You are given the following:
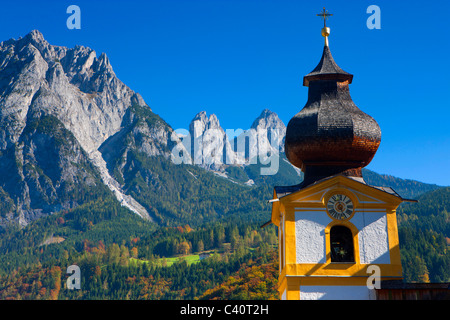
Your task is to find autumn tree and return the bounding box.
[178,241,191,255]
[49,266,61,300]
[130,247,138,259]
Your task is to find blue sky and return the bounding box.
[0,0,449,186]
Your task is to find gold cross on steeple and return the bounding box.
[317,7,333,27]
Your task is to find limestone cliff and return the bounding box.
[0,30,158,224]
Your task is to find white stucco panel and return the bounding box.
[295,211,330,263]
[300,285,376,300]
[353,210,390,264]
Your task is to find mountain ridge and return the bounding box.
[0,30,443,228]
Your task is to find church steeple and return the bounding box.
[285,10,381,187]
[269,9,410,301]
[303,8,353,86]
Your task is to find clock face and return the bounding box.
[327,194,354,220]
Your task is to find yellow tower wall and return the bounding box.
[272,176,404,300]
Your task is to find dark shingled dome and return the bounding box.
[285,44,381,186]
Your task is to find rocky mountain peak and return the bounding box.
[188,111,231,170]
[24,29,46,44]
[185,109,287,174]
[0,30,156,224]
[15,30,47,51]
[251,108,286,131]
[0,30,146,153]
[207,114,220,128]
[96,52,114,73]
[191,111,208,123]
[189,111,225,135]
[248,109,286,153]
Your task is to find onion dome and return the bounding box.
[285,20,381,186]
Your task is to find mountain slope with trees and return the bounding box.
[397,187,450,283]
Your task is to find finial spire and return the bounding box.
[317,7,332,46]
[317,7,332,27]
